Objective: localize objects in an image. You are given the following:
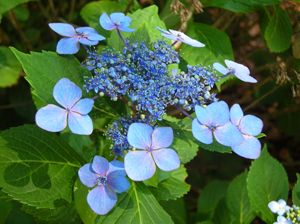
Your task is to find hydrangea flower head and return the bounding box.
[125,123,180,181]
[100,13,135,32]
[35,78,94,135]
[213,59,257,83]
[274,216,292,224]
[78,156,130,215]
[230,104,263,159]
[49,23,105,54]
[268,199,291,216]
[192,101,244,147]
[155,26,205,47]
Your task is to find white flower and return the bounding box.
[268,199,291,216]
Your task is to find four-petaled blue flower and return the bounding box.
[155,26,205,47]
[35,78,94,135]
[268,199,291,216]
[230,104,263,159]
[100,13,135,32]
[49,23,105,54]
[125,123,180,181]
[78,156,130,215]
[192,101,244,146]
[213,59,257,83]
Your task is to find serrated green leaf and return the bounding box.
[143,169,158,187]
[5,200,35,224]
[0,0,35,14]
[247,145,289,223]
[149,166,190,201]
[95,181,174,224]
[226,170,256,224]
[0,125,85,209]
[212,198,232,224]
[159,198,187,224]
[293,173,300,206]
[265,6,292,53]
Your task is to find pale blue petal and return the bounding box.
[152,148,180,171]
[231,135,261,159]
[161,33,178,41]
[181,37,205,47]
[239,115,263,136]
[56,37,80,54]
[49,23,76,37]
[75,27,98,35]
[99,13,116,30]
[118,26,135,32]
[71,98,94,115]
[127,123,152,149]
[87,185,117,215]
[78,163,98,187]
[194,105,210,126]
[206,101,230,126]
[155,26,171,34]
[78,37,98,46]
[124,150,156,181]
[235,72,257,83]
[53,78,82,109]
[84,33,106,41]
[108,160,125,175]
[151,127,173,149]
[192,119,213,144]
[35,104,67,132]
[110,12,125,23]
[230,104,244,126]
[68,112,93,135]
[214,122,244,146]
[225,59,250,75]
[268,201,279,213]
[92,156,109,176]
[107,171,130,193]
[122,16,132,24]
[213,62,229,75]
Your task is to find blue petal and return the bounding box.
[87,185,117,215]
[107,171,130,193]
[225,59,257,83]
[92,156,109,176]
[49,23,76,37]
[118,26,135,32]
[214,122,244,146]
[231,135,261,159]
[124,150,156,181]
[83,32,106,41]
[206,101,230,126]
[110,12,125,23]
[68,112,93,135]
[107,161,125,176]
[99,13,116,30]
[235,72,257,83]
[127,123,152,149]
[192,119,213,144]
[152,148,180,171]
[230,104,244,126]
[121,16,132,24]
[194,105,210,126]
[78,163,98,187]
[71,98,94,115]
[151,127,173,149]
[213,62,229,75]
[169,30,205,47]
[75,27,98,35]
[35,104,67,132]
[78,37,98,46]
[239,115,263,136]
[155,26,170,34]
[56,37,80,54]
[161,33,178,42]
[268,201,279,213]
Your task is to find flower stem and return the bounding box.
[81,44,90,54]
[174,105,194,120]
[91,95,100,100]
[171,40,178,47]
[117,29,129,48]
[213,72,231,81]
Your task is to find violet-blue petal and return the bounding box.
[155,26,171,34]
[78,163,98,187]
[214,122,244,146]
[71,98,94,115]
[107,171,130,193]
[78,37,98,46]
[68,112,93,135]
[49,23,77,37]
[107,160,125,176]
[206,101,230,126]
[239,115,263,136]
[117,26,135,32]
[56,37,80,54]
[213,62,229,75]
[151,127,173,149]
[194,105,210,126]
[127,123,152,149]
[152,148,180,171]
[99,13,116,30]
[230,104,244,126]
[231,135,261,159]
[124,150,156,181]
[192,119,213,144]
[91,156,109,176]
[87,185,117,215]
[110,12,125,23]
[75,27,98,35]
[35,104,67,132]
[121,16,132,24]
[84,33,105,41]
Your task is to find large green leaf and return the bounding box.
[247,145,289,223]
[292,173,300,206]
[159,198,187,224]
[0,0,35,14]
[0,125,85,208]
[212,198,232,224]
[265,6,292,53]
[95,181,174,224]
[0,192,13,224]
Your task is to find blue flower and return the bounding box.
[230,104,263,159]
[99,13,135,32]
[78,156,130,215]
[192,101,244,146]
[268,199,291,216]
[35,78,94,135]
[125,123,180,181]
[274,216,292,224]
[213,59,257,83]
[49,23,105,54]
[155,26,205,47]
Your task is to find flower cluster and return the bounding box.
[268,199,300,224]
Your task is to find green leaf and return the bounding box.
[265,6,292,53]
[226,170,256,224]
[143,169,158,187]
[256,133,266,138]
[0,0,35,14]
[247,145,289,223]
[5,200,35,224]
[159,198,187,224]
[13,4,29,21]
[95,181,174,224]
[149,166,190,201]
[0,192,13,224]
[0,125,85,208]
[0,47,21,87]
[212,198,232,224]
[292,173,300,206]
